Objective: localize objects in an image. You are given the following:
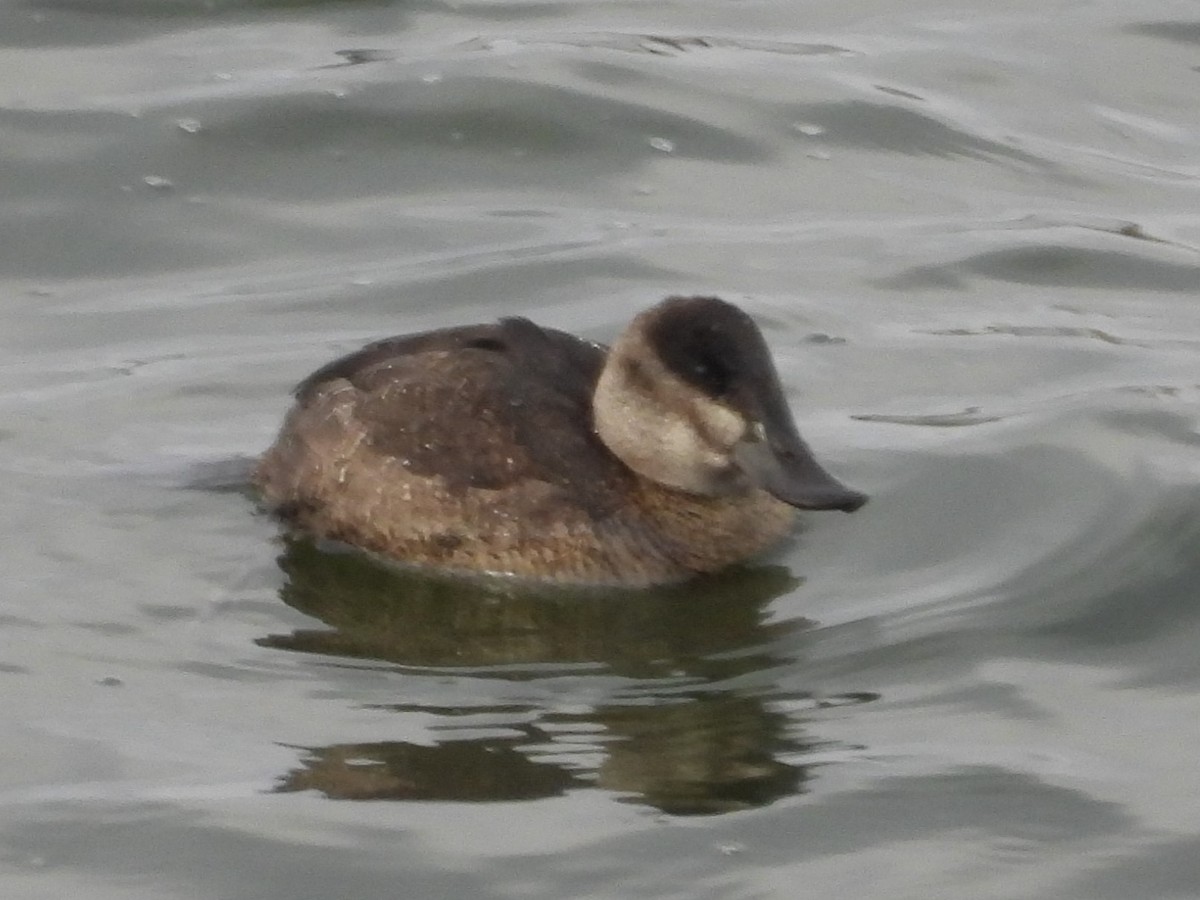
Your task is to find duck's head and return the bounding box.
[593,296,867,512]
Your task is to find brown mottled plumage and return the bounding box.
[255,296,865,586]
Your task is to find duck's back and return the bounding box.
[255,318,794,585]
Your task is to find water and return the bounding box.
[3,0,1200,897]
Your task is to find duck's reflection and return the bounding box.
[276,737,584,802]
[260,538,874,814]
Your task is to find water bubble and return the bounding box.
[336,48,389,65]
[142,175,174,190]
[176,118,202,134]
[420,72,443,84]
[804,332,846,344]
[648,136,675,153]
[792,121,825,136]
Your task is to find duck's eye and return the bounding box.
[690,357,731,394]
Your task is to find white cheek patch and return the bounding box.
[642,413,728,493]
[592,343,752,495]
[657,413,704,458]
[692,396,745,448]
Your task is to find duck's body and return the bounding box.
[255,296,864,586]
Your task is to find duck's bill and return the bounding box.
[734,435,867,513]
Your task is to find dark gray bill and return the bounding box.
[734,430,867,512]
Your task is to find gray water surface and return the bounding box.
[3,1,1200,898]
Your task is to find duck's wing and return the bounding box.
[300,318,628,517]
[294,322,514,402]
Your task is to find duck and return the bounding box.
[254,295,866,586]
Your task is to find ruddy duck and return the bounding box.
[255,296,865,586]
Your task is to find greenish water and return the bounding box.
[2,1,1200,897]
